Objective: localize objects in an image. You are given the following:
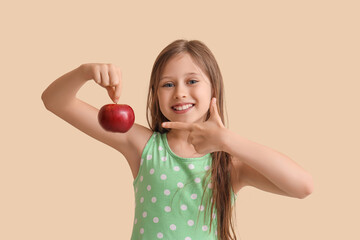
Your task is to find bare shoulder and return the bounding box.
[120,123,153,179]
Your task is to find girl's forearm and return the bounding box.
[221,129,313,198]
[41,64,89,110]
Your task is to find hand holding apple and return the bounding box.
[81,63,122,103]
[82,63,134,132]
[98,104,135,133]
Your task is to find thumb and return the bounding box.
[209,97,222,122]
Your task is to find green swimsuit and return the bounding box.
[131,132,237,240]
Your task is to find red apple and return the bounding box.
[98,104,135,133]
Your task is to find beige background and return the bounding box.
[1,0,359,239]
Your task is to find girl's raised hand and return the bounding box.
[81,63,122,103]
[162,98,228,154]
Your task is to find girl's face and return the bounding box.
[157,53,212,124]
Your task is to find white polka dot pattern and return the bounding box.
[187,219,194,226]
[180,204,187,211]
[131,132,236,240]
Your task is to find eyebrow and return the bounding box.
[160,72,200,81]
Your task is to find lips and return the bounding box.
[171,103,195,111]
[172,102,195,108]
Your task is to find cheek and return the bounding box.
[157,98,165,113]
[195,87,212,101]
[158,92,167,106]
[157,94,169,115]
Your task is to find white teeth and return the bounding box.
[173,104,193,111]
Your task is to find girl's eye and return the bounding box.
[188,80,198,84]
[162,80,197,88]
[163,82,174,87]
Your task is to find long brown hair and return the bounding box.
[146,39,238,240]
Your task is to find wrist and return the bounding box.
[78,63,93,81]
[219,127,231,153]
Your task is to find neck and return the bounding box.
[167,129,190,142]
[166,129,209,158]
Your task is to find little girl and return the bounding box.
[42,39,314,240]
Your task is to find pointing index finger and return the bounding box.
[162,122,193,131]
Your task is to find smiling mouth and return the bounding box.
[172,104,195,111]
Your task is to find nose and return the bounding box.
[173,83,187,99]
